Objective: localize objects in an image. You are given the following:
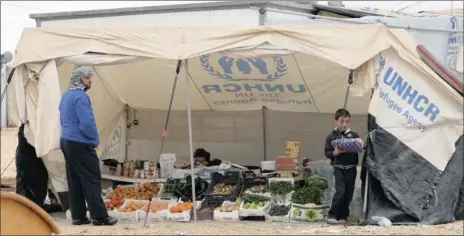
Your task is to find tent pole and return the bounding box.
[262,106,267,161]
[185,59,197,222]
[343,70,354,109]
[158,60,183,160]
[362,172,369,221]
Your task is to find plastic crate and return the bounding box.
[205,173,242,203]
[241,177,268,196]
[159,179,185,200]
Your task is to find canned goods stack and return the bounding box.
[143,161,158,179]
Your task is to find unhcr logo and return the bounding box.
[199,54,287,82]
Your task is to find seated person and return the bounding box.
[181,148,208,169]
[204,152,222,167]
[182,148,223,168]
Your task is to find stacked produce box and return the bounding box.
[265,180,294,222]
[276,141,301,173]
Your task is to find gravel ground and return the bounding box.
[53,216,463,235]
[2,129,464,235]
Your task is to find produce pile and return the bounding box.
[104,184,161,210]
[291,186,324,205]
[292,174,328,205]
[245,185,266,194]
[268,181,293,196]
[115,201,144,213]
[169,202,193,213]
[242,194,270,210]
[140,202,169,213]
[268,205,291,217]
[215,203,239,212]
[212,183,235,195]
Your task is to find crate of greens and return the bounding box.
[268,181,294,205]
[265,203,291,222]
[290,186,329,223]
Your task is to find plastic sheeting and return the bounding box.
[363,114,464,224]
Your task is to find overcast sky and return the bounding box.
[1,1,462,54]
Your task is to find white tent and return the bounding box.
[8,24,463,198]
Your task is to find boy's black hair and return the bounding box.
[205,152,211,161]
[334,108,351,120]
[194,148,207,158]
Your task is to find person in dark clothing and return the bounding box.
[192,149,222,167]
[15,123,49,208]
[324,108,361,224]
[204,151,223,167]
[59,67,117,226]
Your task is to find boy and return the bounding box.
[324,108,360,224]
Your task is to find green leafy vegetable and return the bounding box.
[268,205,290,216]
[291,186,324,205]
[243,194,270,203]
[268,181,293,195]
[305,174,328,190]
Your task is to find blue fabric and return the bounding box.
[59,90,99,148]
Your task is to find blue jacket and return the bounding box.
[59,90,100,148]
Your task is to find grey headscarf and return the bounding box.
[69,67,93,91]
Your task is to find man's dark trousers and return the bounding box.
[328,167,357,220]
[60,139,107,220]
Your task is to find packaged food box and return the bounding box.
[331,139,363,153]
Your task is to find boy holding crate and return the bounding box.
[324,108,363,224]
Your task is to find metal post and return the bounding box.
[185,59,197,222]
[363,172,369,220]
[343,70,354,109]
[262,106,267,161]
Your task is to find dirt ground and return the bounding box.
[2,128,463,235]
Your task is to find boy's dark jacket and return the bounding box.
[324,128,360,167]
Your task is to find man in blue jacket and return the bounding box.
[59,67,117,226]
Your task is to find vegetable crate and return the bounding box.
[290,203,329,223]
[137,199,177,222]
[238,194,271,218]
[213,201,239,221]
[265,203,291,223]
[109,200,149,222]
[205,172,243,203]
[242,177,270,197]
[159,179,185,200]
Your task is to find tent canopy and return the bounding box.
[10,24,464,224]
[8,23,461,163]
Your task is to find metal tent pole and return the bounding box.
[185,59,197,222]
[343,70,354,109]
[143,60,182,227]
